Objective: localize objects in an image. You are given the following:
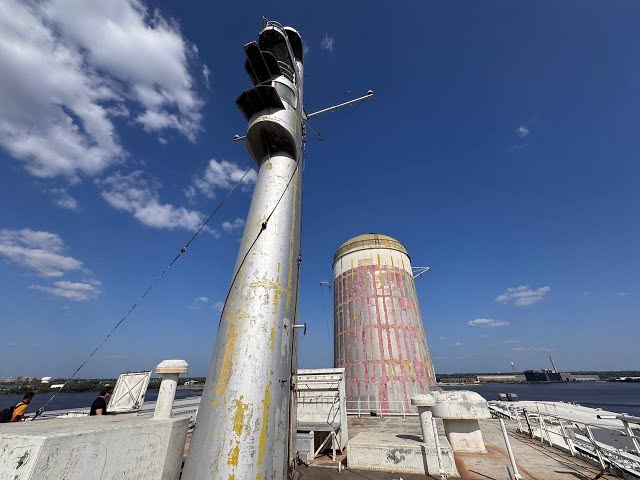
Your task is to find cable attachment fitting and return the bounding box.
[261,221,268,231]
[180,246,187,254]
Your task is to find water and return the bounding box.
[2,383,639,417]
[442,382,640,417]
[0,389,200,415]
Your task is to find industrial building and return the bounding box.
[333,233,435,413]
[524,369,563,382]
[476,374,526,383]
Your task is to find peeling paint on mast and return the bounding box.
[181,20,305,480]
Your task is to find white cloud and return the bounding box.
[30,279,101,301]
[320,33,335,52]
[50,188,78,210]
[516,125,529,138]
[97,171,205,231]
[303,43,310,55]
[512,347,525,351]
[188,295,209,310]
[190,159,256,199]
[0,228,84,277]
[618,292,630,297]
[0,0,204,179]
[106,353,127,359]
[467,318,510,328]
[202,64,210,89]
[212,300,224,312]
[504,339,520,344]
[222,218,245,233]
[454,342,462,347]
[496,285,551,306]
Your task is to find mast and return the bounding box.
[182,19,373,479]
[182,20,305,480]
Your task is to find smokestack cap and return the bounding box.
[333,233,409,266]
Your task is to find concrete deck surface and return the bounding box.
[300,416,619,479]
[456,419,619,480]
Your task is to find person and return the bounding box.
[7,392,34,422]
[89,387,112,416]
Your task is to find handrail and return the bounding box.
[490,401,640,476]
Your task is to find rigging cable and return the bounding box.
[216,145,302,328]
[34,162,256,418]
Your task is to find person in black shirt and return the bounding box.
[90,387,112,416]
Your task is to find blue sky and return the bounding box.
[0,1,638,378]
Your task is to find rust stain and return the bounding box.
[256,381,272,466]
[232,396,249,436]
[215,324,238,397]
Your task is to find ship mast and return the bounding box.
[182,20,372,479]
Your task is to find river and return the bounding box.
[441,381,640,416]
[2,382,639,417]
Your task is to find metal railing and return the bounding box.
[345,399,418,418]
[489,402,640,477]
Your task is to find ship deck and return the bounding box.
[295,416,619,479]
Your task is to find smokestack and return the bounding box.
[333,233,436,413]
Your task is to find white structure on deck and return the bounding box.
[153,360,188,419]
[0,359,189,480]
[295,368,348,462]
[431,390,491,453]
[107,371,151,413]
[0,416,188,480]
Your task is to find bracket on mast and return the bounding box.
[412,266,431,279]
[306,90,374,119]
[233,90,374,142]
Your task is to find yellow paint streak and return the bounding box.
[210,399,216,408]
[377,253,381,265]
[232,396,249,436]
[391,256,395,267]
[227,440,240,466]
[285,164,300,313]
[248,279,291,315]
[257,381,272,466]
[214,324,238,397]
[269,326,275,351]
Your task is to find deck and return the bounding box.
[296,416,619,479]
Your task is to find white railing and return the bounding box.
[345,399,418,418]
[489,402,640,477]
